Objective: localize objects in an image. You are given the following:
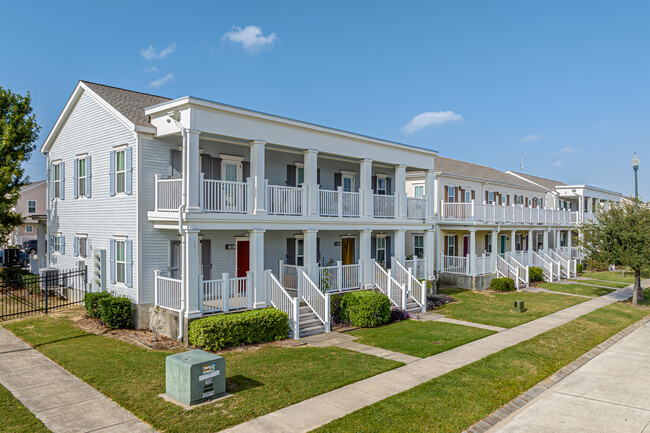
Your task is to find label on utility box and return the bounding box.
[202,363,216,374]
[199,369,220,382]
[202,390,215,398]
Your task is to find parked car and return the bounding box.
[0,249,30,267]
[23,240,37,255]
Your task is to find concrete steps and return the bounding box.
[405,298,422,314]
[299,304,325,337]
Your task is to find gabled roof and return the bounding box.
[435,156,547,192]
[505,171,566,191]
[82,81,170,127]
[20,180,46,193]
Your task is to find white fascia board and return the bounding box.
[559,185,622,196]
[435,172,547,194]
[41,82,139,153]
[145,97,438,163]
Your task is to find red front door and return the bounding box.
[236,241,250,278]
[463,236,470,257]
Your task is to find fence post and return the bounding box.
[336,261,342,291]
[154,174,160,211]
[198,274,204,314]
[440,199,444,219]
[246,271,253,309]
[301,182,307,216]
[297,271,303,301]
[247,177,254,213]
[325,293,331,332]
[278,259,284,284]
[222,273,229,312]
[407,266,413,296]
[154,270,160,306]
[337,186,343,217]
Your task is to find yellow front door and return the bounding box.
[341,238,355,265]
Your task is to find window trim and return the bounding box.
[115,149,127,194]
[376,236,387,263]
[77,235,88,258]
[413,234,424,258]
[27,200,37,214]
[53,234,62,254]
[25,225,34,233]
[115,239,126,284]
[376,174,387,195]
[53,162,62,199]
[414,185,424,199]
[77,157,87,198]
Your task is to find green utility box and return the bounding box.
[514,300,526,313]
[166,350,226,406]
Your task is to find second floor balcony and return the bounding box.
[440,200,578,225]
[154,175,429,220]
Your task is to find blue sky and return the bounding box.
[3,1,649,197]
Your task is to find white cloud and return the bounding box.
[144,66,158,73]
[551,160,565,168]
[520,134,542,143]
[222,25,277,52]
[140,43,177,61]
[148,73,174,88]
[401,111,463,134]
[554,146,578,155]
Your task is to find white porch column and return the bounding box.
[395,164,407,219]
[510,230,517,254]
[543,229,549,251]
[394,229,405,263]
[425,169,435,218]
[36,221,47,270]
[184,229,201,317]
[528,229,534,260]
[555,230,561,250]
[249,140,266,214]
[425,229,435,279]
[303,229,318,282]
[303,149,319,216]
[587,196,593,214]
[360,159,373,218]
[185,129,201,212]
[491,230,498,255]
[249,229,266,308]
[469,228,477,275]
[567,230,573,250]
[578,194,585,222]
[360,229,372,285]
[435,226,442,272]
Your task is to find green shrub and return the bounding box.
[189,308,289,351]
[97,296,134,329]
[490,277,516,292]
[330,293,346,324]
[84,292,112,319]
[529,267,545,282]
[576,263,584,274]
[340,290,391,328]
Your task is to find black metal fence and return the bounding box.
[0,267,87,320]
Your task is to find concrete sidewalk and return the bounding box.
[220,288,632,433]
[0,327,154,433]
[487,318,650,433]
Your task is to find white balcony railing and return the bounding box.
[155,177,182,211]
[440,254,468,274]
[318,262,361,292]
[154,271,183,311]
[267,184,304,215]
[202,272,252,314]
[373,194,397,218]
[407,197,427,219]
[203,179,249,213]
[440,200,578,225]
[319,188,361,217]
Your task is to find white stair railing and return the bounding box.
[392,258,426,312]
[541,251,562,280]
[298,270,330,332]
[373,260,406,308]
[496,255,518,282]
[405,256,425,279]
[549,250,571,279]
[267,270,299,339]
[505,253,529,288]
[533,251,554,281]
[555,249,577,277]
[278,260,303,290]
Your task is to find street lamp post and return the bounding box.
[632,153,640,207]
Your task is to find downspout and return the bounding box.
[168,111,187,341]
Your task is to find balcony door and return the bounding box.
[169,240,181,279]
[201,239,211,280]
[236,240,250,278]
[463,235,469,257]
[342,238,355,265]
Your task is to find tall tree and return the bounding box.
[0,87,40,242]
[580,200,650,303]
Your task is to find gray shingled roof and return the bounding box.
[82,81,171,126]
[435,155,547,191]
[509,172,567,191]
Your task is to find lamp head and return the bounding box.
[632,153,640,169]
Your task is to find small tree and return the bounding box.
[0,87,40,241]
[580,200,650,304]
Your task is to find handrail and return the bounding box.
[299,270,330,331]
[267,270,299,339]
[505,253,529,288]
[373,260,406,308]
[392,258,425,311]
[533,251,554,281]
[154,271,183,311]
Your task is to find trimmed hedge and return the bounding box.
[84,292,112,319]
[490,277,516,292]
[340,291,391,328]
[189,308,289,351]
[97,296,134,329]
[576,263,584,274]
[529,266,545,282]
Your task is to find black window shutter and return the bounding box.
[287,165,296,187]
[286,238,296,265]
[386,236,392,268]
[201,154,212,179]
[386,178,392,195]
[171,149,182,178]
[371,237,376,259]
[212,157,221,180]
[317,168,321,186]
[454,236,459,256]
[317,237,321,265]
[334,173,342,189]
[371,176,377,192]
[242,161,250,180]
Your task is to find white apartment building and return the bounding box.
[42,81,436,339]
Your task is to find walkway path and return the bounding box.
[301,332,420,364]
[221,288,634,433]
[486,316,650,433]
[0,327,154,433]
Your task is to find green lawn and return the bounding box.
[434,288,588,328]
[570,279,629,289]
[2,310,401,433]
[316,303,648,433]
[539,282,614,297]
[582,270,635,284]
[349,320,495,358]
[0,383,48,432]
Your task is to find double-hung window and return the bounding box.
[116,150,126,194]
[376,237,386,263]
[447,236,455,256]
[296,165,305,185]
[465,190,471,203]
[78,237,87,258]
[487,191,494,204]
[341,173,355,192]
[447,187,455,202]
[376,177,387,195]
[414,186,424,199]
[53,163,62,198]
[77,158,87,197]
[486,236,492,253]
[516,234,522,251]
[296,238,304,266]
[25,225,33,233]
[414,235,424,258]
[53,235,62,254]
[116,240,126,284]
[27,200,36,214]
